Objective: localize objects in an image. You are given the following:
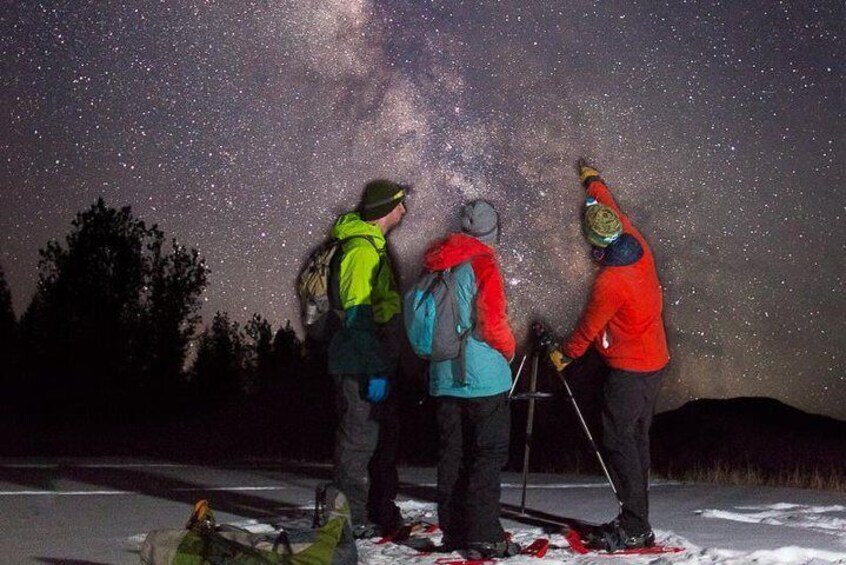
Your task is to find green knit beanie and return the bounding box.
[583,197,622,248]
[359,179,407,221]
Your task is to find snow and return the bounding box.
[698,504,846,534]
[348,497,846,565]
[1,460,844,564]
[227,469,846,565]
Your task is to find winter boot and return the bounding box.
[622,529,655,549]
[352,523,382,539]
[584,520,655,552]
[464,540,521,559]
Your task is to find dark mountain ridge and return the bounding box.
[651,397,845,476]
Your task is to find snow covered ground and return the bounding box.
[357,474,846,564]
[0,459,844,564]
[354,498,846,564]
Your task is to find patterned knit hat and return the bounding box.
[583,197,622,248]
[359,179,408,221]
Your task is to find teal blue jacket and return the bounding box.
[424,234,515,398]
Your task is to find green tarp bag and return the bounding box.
[140,484,356,565]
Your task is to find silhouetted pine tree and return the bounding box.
[244,314,274,394]
[140,230,208,401]
[271,320,302,386]
[18,198,207,420]
[20,200,147,416]
[0,263,17,411]
[191,312,245,404]
[289,337,335,458]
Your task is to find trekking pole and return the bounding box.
[552,369,623,512]
[531,321,622,512]
[508,354,528,399]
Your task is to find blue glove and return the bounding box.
[366,375,389,403]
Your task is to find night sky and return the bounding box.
[1,2,843,418]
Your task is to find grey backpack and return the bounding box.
[403,265,471,384]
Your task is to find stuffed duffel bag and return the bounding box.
[140,484,356,565]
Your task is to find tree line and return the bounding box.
[0,198,598,469]
[0,199,342,459]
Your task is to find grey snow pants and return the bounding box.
[332,374,400,530]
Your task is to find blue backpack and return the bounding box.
[403,266,471,383]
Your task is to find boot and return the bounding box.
[585,521,655,551]
[464,540,521,559]
[621,529,655,549]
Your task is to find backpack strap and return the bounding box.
[418,269,445,306]
[342,234,379,250]
[441,264,473,387]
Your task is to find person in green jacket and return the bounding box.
[328,179,407,538]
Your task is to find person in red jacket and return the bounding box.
[549,159,670,551]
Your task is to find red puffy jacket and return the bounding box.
[562,179,670,372]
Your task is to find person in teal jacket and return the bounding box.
[420,199,519,560]
[327,179,406,538]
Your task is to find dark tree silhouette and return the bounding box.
[140,230,209,399]
[271,320,302,387]
[0,263,16,407]
[286,338,336,458]
[244,314,274,394]
[191,312,245,404]
[17,198,207,420]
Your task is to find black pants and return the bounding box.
[332,374,400,530]
[435,393,510,546]
[602,368,664,535]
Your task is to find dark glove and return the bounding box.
[577,158,601,186]
[366,375,389,403]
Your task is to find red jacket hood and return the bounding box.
[423,232,515,361]
[424,233,493,271]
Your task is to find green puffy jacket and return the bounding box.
[327,212,401,376]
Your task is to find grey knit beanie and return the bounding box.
[460,199,499,244]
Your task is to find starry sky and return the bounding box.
[1,1,844,418]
